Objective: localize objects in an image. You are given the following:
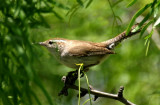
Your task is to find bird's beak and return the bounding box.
[38,42,46,46]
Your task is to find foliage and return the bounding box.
[0,0,67,104]
[126,0,160,56]
[0,0,160,105]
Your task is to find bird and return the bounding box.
[38,24,142,96]
[38,24,141,72]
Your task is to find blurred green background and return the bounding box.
[0,0,160,105]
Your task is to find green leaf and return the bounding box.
[144,29,153,40]
[126,3,152,35]
[127,0,137,7]
[138,9,154,37]
[145,39,150,56]
[86,0,93,8]
[154,17,160,27]
[140,20,154,38]
[144,29,153,56]
[155,0,160,7]
[66,4,79,16]
[77,0,83,6]
[140,8,154,26]
[153,6,159,17]
[151,0,157,8]
[68,6,80,24]
[52,1,70,10]
[52,10,63,20]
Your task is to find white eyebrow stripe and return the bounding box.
[53,40,66,43]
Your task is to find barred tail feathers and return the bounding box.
[103,23,141,49]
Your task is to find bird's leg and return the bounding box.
[65,70,78,85]
[59,68,89,96]
[59,70,78,96]
[65,68,88,84]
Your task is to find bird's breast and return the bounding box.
[59,54,109,69]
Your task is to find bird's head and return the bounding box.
[38,38,67,54]
[39,39,58,49]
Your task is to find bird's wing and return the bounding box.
[65,41,114,57]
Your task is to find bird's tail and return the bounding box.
[102,23,142,49]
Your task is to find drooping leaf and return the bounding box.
[137,9,154,37]
[127,0,137,7]
[151,0,157,8]
[145,38,150,56]
[153,6,159,17]
[77,0,83,6]
[154,17,160,27]
[140,20,154,38]
[145,29,153,40]
[52,10,63,20]
[68,6,80,24]
[52,1,70,10]
[155,0,160,7]
[144,28,153,56]
[86,0,93,8]
[126,3,152,35]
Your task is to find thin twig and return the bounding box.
[59,71,136,105]
[68,85,136,105]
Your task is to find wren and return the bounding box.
[39,24,141,71]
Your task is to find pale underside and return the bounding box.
[48,38,114,69]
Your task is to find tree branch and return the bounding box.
[68,85,136,105]
[58,71,136,105]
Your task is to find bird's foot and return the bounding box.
[58,69,87,96]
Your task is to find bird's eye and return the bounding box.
[49,40,53,45]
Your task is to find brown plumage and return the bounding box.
[39,23,142,70]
